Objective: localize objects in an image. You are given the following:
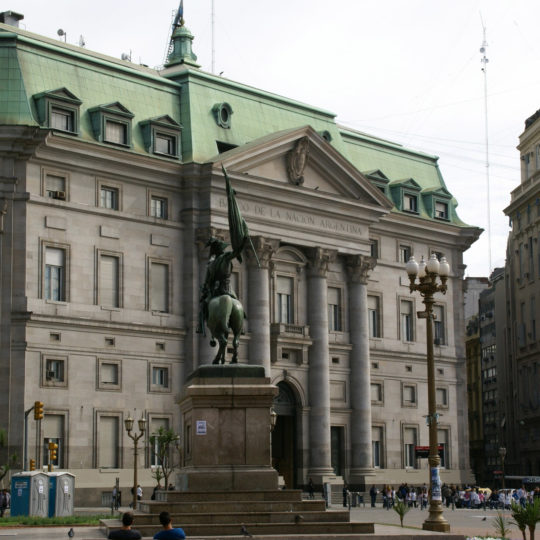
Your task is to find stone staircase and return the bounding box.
[100,489,375,537]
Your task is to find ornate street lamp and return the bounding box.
[124,413,146,510]
[406,254,451,533]
[499,447,506,490]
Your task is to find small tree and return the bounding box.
[492,511,512,540]
[149,427,181,490]
[392,499,410,527]
[0,429,18,487]
[511,501,528,540]
[522,498,540,540]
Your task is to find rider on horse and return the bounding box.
[196,236,242,336]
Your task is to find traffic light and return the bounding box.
[34,401,44,420]
[29,459,36,471]
[48,442,58,462]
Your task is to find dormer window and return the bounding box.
[33,88,81,135]
[435,201,449,220]
[403,193,418,213]
[140,115,182,159]
[89,102,134,148]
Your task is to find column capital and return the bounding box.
[346,254,376,284]
[195,226,227,261]
[246,236,279,269]
[307,247,337,278]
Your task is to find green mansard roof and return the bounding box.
[0,20,471,226]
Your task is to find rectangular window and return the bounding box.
[400,300,414,342]
[369,239,379,258]
[150,417,170,466]
[45,247,65,301]
[43,415,64,469]
[150,262,169,313]
[372,426,383,468]
[101,363,119,385]
[98,416,119,468]
[399,245,411,263]
[105,120,127,145]
[276,276,293,324]
[371,382,382,403]
[46,359,65,383]
[45,174,66,199]
[327,287,342,332]
[152,366,169,387]
[531,297,536,342]
[154,133,176,156]
[150,196,168,219]
[438,429,449,468]
[403,194,418,213]
[100,255,120,307]
[529,237,534,278]
[435,201,448,220]
[403,427,417,468]
[403,384,416,405]
[368,295,381,338]
[436,387,448,407]
[100,186,119,210]
[434,305,445,345]
[51,107,74,132]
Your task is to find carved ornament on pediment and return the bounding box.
[345,255,376,284]
[286,137,309,186]
[307,247,337,278]
[246,236,279,269]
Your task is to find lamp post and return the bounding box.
[499,447,506,490]
[124,414,146,510]
[406,254,450,533]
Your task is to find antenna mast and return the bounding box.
[211,0,216,74]
[480,16,492,274]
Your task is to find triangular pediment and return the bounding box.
[390,178,422,191]
[363,169,390,183]
[208,126,392,210]
[421,186,452,199]
[89,101,134,118]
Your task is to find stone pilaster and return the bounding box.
[346,255,376,478]
[307,248,337,479]
[246,236,278,376]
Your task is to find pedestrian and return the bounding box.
[108,511,142,539]
[136,485,142,501]
[369,484,377,507]
[308,478,315,500]
[0,490,7,518]
[151,483,162,501]
[342,483,349,508]
[153,511,186,539]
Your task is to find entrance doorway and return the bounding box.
[272,382,297,488]
[331,426,344,476]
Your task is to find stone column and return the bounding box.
[346,255,376,478]
[246,236,277,376]
[307,248,337,479]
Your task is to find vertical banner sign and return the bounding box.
[431,467,442,501]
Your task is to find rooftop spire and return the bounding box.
[166,0,200,68]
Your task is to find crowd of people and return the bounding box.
[367,482,540,510]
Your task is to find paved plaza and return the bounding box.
[0,503,522,539]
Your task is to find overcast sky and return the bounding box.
[6,0,540,277]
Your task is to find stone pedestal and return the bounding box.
[177,364,279,491]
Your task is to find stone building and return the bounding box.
[501,108,540,478]
[0,10,480,503]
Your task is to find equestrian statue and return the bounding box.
[196,166,259,364]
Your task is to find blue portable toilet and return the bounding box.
[48,472,75,517]
[10,471,49,517]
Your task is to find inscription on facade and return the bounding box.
[218,198,361,235]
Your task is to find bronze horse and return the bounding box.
[207,294,244,364]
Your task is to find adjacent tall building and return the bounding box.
[0,10,480,503]
[501,109,540,479]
